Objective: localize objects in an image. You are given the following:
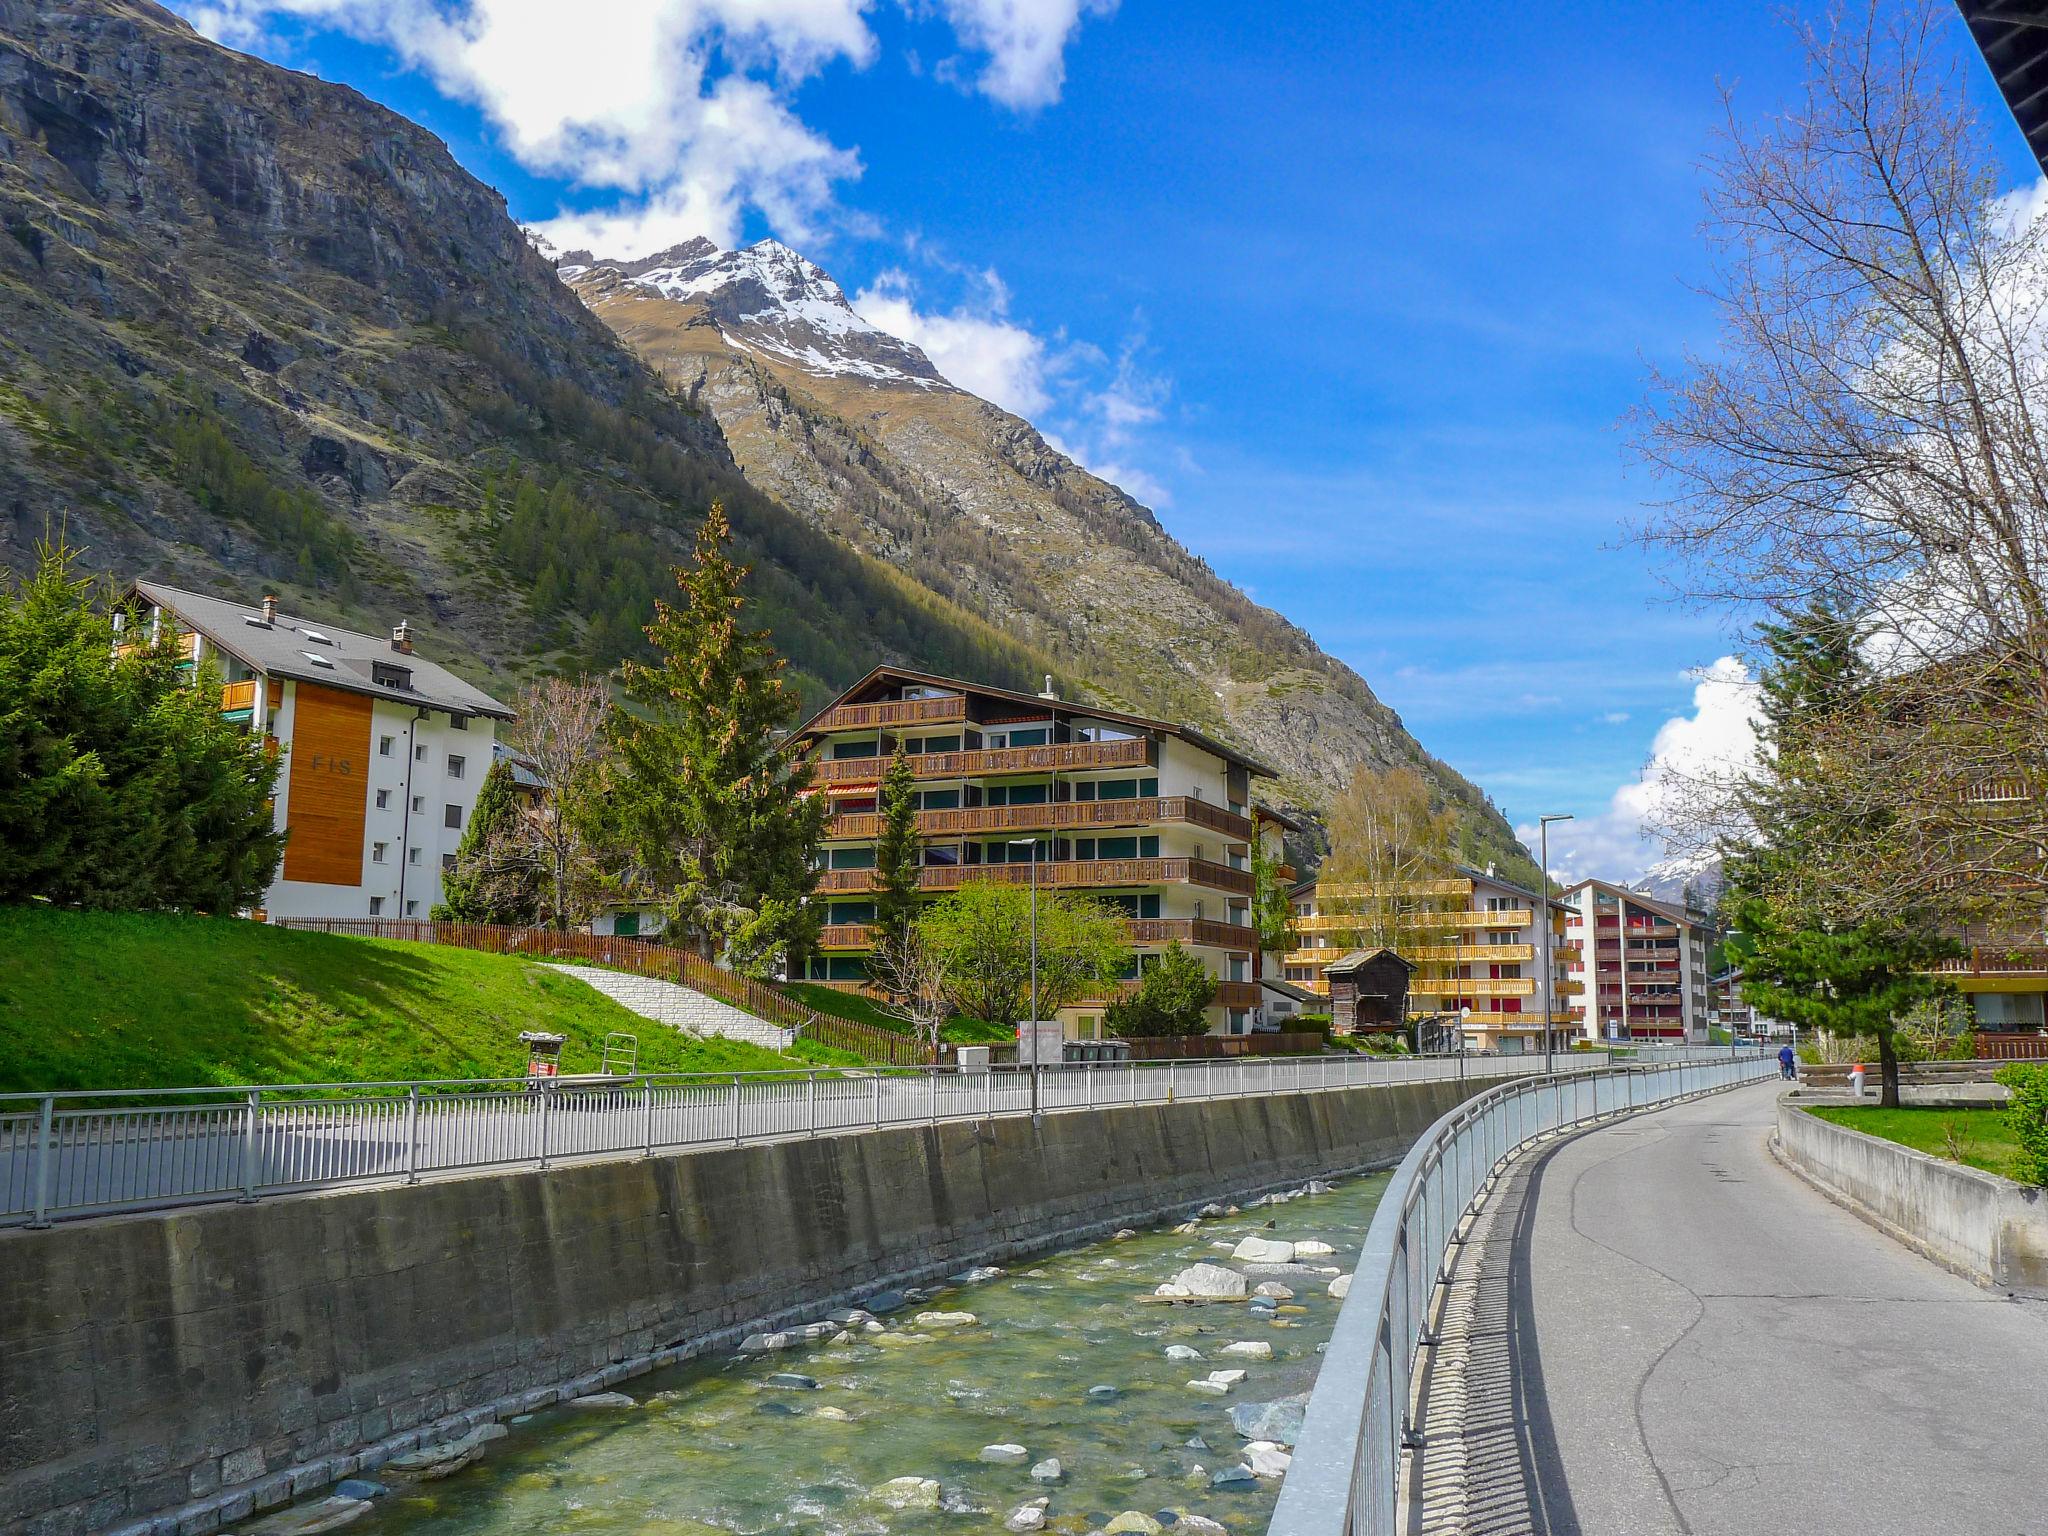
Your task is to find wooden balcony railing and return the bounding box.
[1409,976,1538,999]
[809,694,968,733]
[1402,943,1537,964]
[116,631,201,662]
[812,737,1153,787]
[815,855,1255,898]
[1289,908,1531,936]
[1934,946,2048,978]
[1312,878,1475,900]
[220,679,258,712]
[828,794,1253,843]
[820,916,1254,952]
[816,923,877,949]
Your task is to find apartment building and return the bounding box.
[790,667,1290,1036]
[1281,867,1578,1054]
[1558,879,1711,1042]
[121,581,514,922]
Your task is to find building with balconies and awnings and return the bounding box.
[789,666,1292,1037]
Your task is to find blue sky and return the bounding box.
[182,0,2034,881]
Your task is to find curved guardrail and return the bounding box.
[1267,1051,1777,1536]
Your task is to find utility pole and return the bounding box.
[1538,814,1573,1075]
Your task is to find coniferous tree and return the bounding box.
[1103,942,1219,1038]
[0,540,283,910]
[611,504,828,972]
[1724,601,1961,1106]
[433,758,541,924]
[872,747,923,947]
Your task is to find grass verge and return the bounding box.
[1805,1104,2025,1182]
[0,907,844,1093]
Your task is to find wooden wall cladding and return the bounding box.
[281,683,373,886]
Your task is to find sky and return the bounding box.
[178,0,2039,884]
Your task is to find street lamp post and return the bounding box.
[1009,837,1043,1123]
[1538,814,1573,1076]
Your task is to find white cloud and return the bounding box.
[190,0,1107,248]
[853,268,1057,416]
[1526,657,1762,885]
[1601,709,1631,725]
[932,0,1117,108]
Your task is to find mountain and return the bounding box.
[560,238,1535,874]
[0,0,1536,881]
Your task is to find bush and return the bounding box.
[1996,1063,2048,1186]
[1104,942,1216,1038]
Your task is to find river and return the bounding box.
[321,1173,1387,1536]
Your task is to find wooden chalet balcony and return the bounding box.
[813,737,1154,788]
[116,631,202,663]
[1403,942,1537,964]
[220,679,259,712]
[1410,976,1538,1000]
[1934,946,2048,980]
[1313,878,1474,900]
[1960,778,2032,806]
[814,855,1255,898]
[818,916,1254,952]
[828,795,1253,842]
[810,694,968,733]
[1289,907,1531,936]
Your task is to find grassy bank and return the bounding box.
[779,981,1015,1044]
[1806,1104,2025,1182]
[0,908,836,1093]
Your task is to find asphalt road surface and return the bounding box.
[1428,1082,2048,1536]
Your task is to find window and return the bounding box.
[412,795,425,814]
[408,847,422,865]
[447,755,465,781]
[442,853,457,871]
[413,744,428,764]
[828,847,876,870]
[917,789,961,811]
[375,789,391,811]
[1097,778,1139,801]
[921,734,961,754]
[371,661,412,691]
[405,900,419,917]
[369,896,384,915]
[444,804,462,830]
[379,736,395,757]
[832,741,880,760]
[449,714,468,731]
[1004,727,1049,748]
[371,842,387,863]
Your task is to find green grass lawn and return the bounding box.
[778,981,1016,1045]
[1805,1104,2025,1182]
[0,907,845,1093]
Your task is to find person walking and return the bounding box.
[1777,1043,1795,1081]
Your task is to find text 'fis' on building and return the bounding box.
[790,667,1294,1037]
[1557,878,1711,1043]
[1281,867,1580,1054]
[120,581,514,923]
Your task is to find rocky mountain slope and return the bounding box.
[0,0,1534,878]
[563,239,1533,873]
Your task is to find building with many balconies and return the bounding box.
[119,581,514,923]
[789,667,1290,1037]
[1557,878,1710,1042]
[1280,867,1578,1054]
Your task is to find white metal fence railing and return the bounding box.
[0,1046,1750,1229]
[1265,1050,1777,1536]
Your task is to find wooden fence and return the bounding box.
[1119,1031,1327,1060]
[1972,1033,2048,1061]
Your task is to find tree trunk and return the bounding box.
[1878,1028,1901,1109]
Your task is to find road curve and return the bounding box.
[1423,1081,2048,1536]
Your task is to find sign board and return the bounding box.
[1015,1020,1065,1067]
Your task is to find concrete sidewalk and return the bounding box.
[1417,1081,2048,1536]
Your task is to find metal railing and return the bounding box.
[0,1048,1743,1230]
[1266,1049,1776,1536]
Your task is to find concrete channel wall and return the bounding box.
[0,1078,1485,1536]
[1774,1098,2048,1296]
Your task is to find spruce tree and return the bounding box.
[611,504,827,972]
[434,757,541,924]
[1724,602,1960,1106]
[872,746,923,947]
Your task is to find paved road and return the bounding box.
[1422,1082,2048,1536]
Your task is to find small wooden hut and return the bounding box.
[1323,948,1415,1034]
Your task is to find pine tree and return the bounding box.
[1103,941,1219,1038]
[433,758,541,924]
[611,504,828,972]
[1724,601,1961,1106]
[872,747,922,947]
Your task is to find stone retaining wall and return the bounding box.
[0,1079,1483,1536]
[1773,1098,2048,1297]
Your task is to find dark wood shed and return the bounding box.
[1323,948,1416,1034]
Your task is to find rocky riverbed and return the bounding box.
[249,1173,1387,1536]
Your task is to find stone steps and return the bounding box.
[542,964,795,1052]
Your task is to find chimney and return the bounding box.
[261,594,277,624]
[391,620,414,655]
[1039,673,1057,700]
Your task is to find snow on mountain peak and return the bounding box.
[565,238,948,389]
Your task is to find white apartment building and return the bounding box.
[1557,878,1711,1042]
[123,582,515,922]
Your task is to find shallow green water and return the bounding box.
[355,1174,1386,1536]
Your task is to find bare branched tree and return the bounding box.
[1321,764,1462,978]
[506,677,613,930]
[1636,0,2048,936]
[867,926,952,1061]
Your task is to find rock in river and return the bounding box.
[1245,1441,1293,1478]
[1105,1514,1164,1535]
[914,1310,978,1328]
[870,1476,942,1510]
[1229,1394,1309,1447]
[1171,1263,1247,1300]
[1209,1466,1259,1491]
[1030,1458,1064,1482]
[980,1443,1030,1464]
[1252,1282,1294,1300]
[1007,1499,1050,1531]
[1230,1236,1295,1264]
[244,1497,371,1535]
[764,1373,820,1390]
[1164,1344,1204,1362]
[1293,1240,1336,1258]
[1219,1340,1273,1360]
[1327,1274,1353,1300]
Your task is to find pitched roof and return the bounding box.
[132,580,514,721]
[1259,975,1318,1004]
[793,664,1277,778]
[1559,876,1703,926]
[1323,947,1416,975]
